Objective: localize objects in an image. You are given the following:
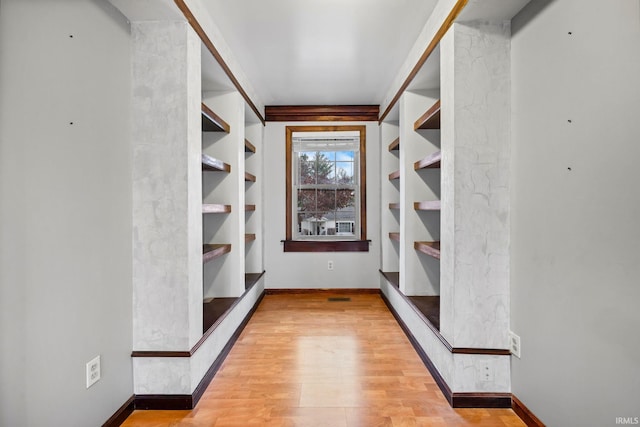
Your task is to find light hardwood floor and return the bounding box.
[122,293,525,426]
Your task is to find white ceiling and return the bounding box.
[200,0,439,106]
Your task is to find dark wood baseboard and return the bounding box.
[380,291,511,409]
[265,288,380,295]
[512,395,546,426]
[102,395,134,427]
[121,290,265,415]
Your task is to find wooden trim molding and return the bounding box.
[380,291,511,408]
[512,395,547,427]
[266,105,379,122]
[379,0,468,123]
[174,0,265,125]
[101,395,134,427]
[282,240,370,252]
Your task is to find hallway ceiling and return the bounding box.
[200,0,439,106]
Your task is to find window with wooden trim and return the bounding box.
[285,125,368,252]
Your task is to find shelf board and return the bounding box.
[408,296,441,331]
[388,170,400,180]
[388,137,400,152]
[244,139,256,153]
[414,241,440,259]
[203,243,231,264]
[202,154,231,173]
[245,271,265,291]
[245,233,256,242]
[379,271,399,289]
[414,99,441,130]
[202,297,237,333]
[414,200,441,211]
[201,103,230,133]
[389,202,401,210]
[245,204,256,212]
[389,232,400,242]
[245,172,256,182]
[414,151,442,170]
[202,204,232,214]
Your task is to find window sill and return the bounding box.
[282,240,370,252]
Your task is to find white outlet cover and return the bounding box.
[509,331,521,358]
[86,355,101,388]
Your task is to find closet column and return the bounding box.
[440,22,511,350]
[131,21,203,353]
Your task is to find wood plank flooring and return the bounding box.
[122,293,525,426]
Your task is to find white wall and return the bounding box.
[263,122,380,289]
[510,1,640,425]
[0,1,133,426]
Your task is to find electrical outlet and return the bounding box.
[327,260,334,270]
[86,355,101,388]
[509,330,521,358]
[479,361,494,382]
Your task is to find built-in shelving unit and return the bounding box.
[202,204,232,214]
[414,200,441,211]
[203,243,232,264]
[414,241,440,260]
[202,154,231,172]
[414,150,442,170]
[413,99,441,130]
[202,102,231,133]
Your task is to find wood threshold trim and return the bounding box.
[414,99,441,130]
[266,105,379,122]
[282,240,370,252]
[512,395,547,427]
[379,0,469,123]
[414,200,441,211]
[388,137,400,151]
[201,102,230,133]
[244,138,256,153]
[380,290,511,408]
[101,395,135,427]
[414,241,441,259]
[174,0,265,125]
[265,288,380,295]
[389,170,400,180]
[202,204,232,214]
[202,154,231,173]
[203,243,231,264]
[133,290,265,410]
[379,272,510,356]
[414,151,442,169]
[389,232,400,242]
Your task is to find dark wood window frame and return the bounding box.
[284,125,368,252]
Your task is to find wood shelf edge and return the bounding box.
[202,204,232,214]
[202,243,231,263]
[414,241,440,259]
[388,137,400,152]
[389,232,400,242]
[414,200,441,211]
[414,99,441,130]
[201,154,231,172]
[201,102,231,133]
[244,172,257,182]
[244,138,256,153]
[414,151,442,170]
[388,170,400,180]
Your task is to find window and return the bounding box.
[285,125,368,252]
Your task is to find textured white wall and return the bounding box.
[0,1,133,425]
[263,122,381,289]
[511,0,640,425]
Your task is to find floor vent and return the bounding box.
[328,297,351,302]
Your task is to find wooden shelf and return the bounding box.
[202,297,237,333]
[414,99,441,130]
[202,154,231,172]
[245,271,265,291]
[408,296,440,330]
[388,137,400,152]
[244,139,256,153]
[203,243,231,264]
[389,202,401,210]
[201,103,230,133]
[414,200,441,211]
[379,270,399,289]
[245,204,256,211]
[245,172,256,182]
[245,233,256,242]
[414,241,440,259]
[388,170,400,180]
[202,204,231,214]
[389,232,400,242]
[414,151,442,170]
